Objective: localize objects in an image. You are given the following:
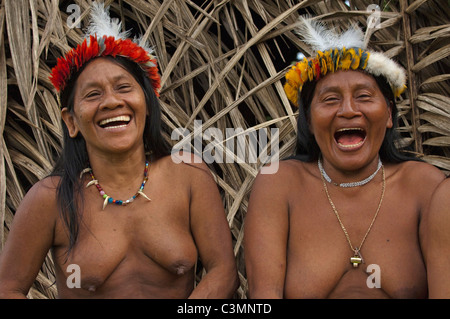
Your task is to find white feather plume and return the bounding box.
[85,2,130,40]
[296,16,365,52]
[338,25,365,49]
[295,17,334,53]
[366,51,406,90]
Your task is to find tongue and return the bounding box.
[337,133,364,146]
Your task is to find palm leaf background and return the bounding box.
[0,0,449,298]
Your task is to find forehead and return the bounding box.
[314,70,380,93]
[75,57,137,90]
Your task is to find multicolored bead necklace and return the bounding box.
[81,160,151,210]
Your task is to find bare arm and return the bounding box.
[0,177,58,298]
[244,164,290,298]
[186,159,239,298]
[425,177,450,298]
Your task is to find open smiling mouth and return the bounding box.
[99,115,131,129]
[334,128,366,149]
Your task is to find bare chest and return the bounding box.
[284,183,426,298]
[52,194,198,296]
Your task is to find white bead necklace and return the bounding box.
[318,156,383,188]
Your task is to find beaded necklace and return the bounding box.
[318,157,382,188]
[81,160,151,210]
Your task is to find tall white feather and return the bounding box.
[295,16,335,52]
[85,2,130,40]
[338,25,365,49]
[296,16,366,52]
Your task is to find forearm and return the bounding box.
[0,292,28,299]
[188,266,239,299]
[247,272,284,299]
[0,283,28,299]
[248,285,283,299]
[245,260,286,299]
[0,260,36,299]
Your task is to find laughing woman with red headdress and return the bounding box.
[244,17,445,299]
[0,3,238,298]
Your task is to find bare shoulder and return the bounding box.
[253,159,309,187]
[8,176,60,239]
[156,152,215,184]
[426,177,450,242]
[250,159,311,203]
[392,160,445,186]
[431,177,450,207]
[390,161,445,213]
[19,176,60,210]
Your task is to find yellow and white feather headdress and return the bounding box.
[284,17,407,107]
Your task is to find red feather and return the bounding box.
[49,35,161,99]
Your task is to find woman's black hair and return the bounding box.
[51,56,171,257]
[289,71,418,163]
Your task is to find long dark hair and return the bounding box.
[289,71,417,163]
[51,56,171,256]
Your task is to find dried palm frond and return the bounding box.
[1,0,449,299]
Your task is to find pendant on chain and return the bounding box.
[350,248,364,268]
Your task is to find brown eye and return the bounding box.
[356,93,372,101]
[323,95,340,103]
[117,83,132,92]
[86,91,101,98]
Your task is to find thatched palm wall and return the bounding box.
[0,0,449,298]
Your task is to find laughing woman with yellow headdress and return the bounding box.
[244,17,445,299]
[0,3,238,298]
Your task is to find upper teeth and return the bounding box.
[336,128,364,132]
[99,115,130,126]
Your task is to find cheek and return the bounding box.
[370,106,393,130]
[70,106,97,136]
[74,112,92,129]
[309,107,332,136]
[133,96,149,122]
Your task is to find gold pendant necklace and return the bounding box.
[319,159,386,268]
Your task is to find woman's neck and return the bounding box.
[86,147,147,188]
[319,155,382,187]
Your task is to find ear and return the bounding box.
[61,107,80,138]
[386,101,393,129]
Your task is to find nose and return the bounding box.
[99,89,124,110]
[336,95,361,118]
